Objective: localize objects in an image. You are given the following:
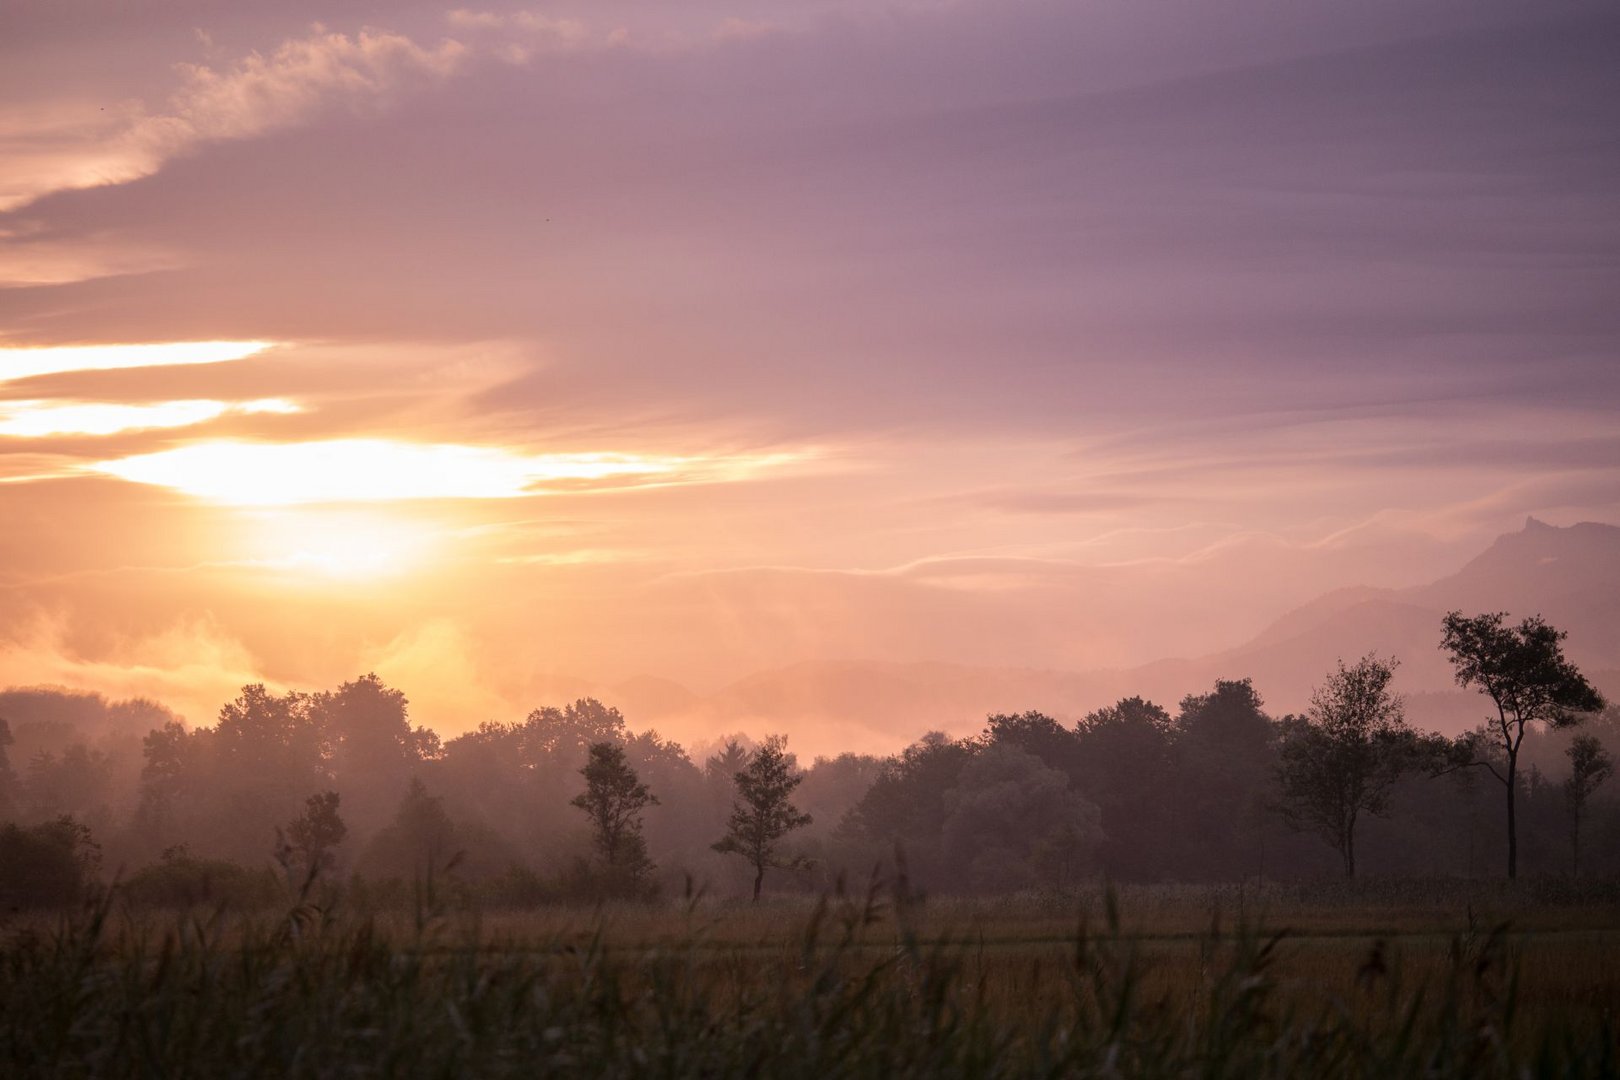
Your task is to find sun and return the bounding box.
[239,509,436,582]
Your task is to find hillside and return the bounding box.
[638,519,1620,754]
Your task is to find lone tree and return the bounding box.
[1440,611,1605,879]
[571,741,658,893]
[1276,654,1422,878]
[277,790,347,892]
[1564,734,1613,878]
[712,736,811,901]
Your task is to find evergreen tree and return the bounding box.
[571,742,658,895]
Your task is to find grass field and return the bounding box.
[3,878,1619,1077]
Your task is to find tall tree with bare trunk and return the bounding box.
[1276,654,1423,878]
[712,737,811,901]
[1440,611,1604,879]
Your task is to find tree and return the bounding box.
[281,790,348,888]
[311,674,434,837]
[712,736,812,901]
[981,711,1079,775]
[839,732,975,888]
[1275,654,1421,878]
[1172,678,1276,879]
[941,743,1101,891]
[0,714,16,820]
[363,778,458,880]
[215,684,328,779]
[1564,734,1613,878]
[1440,611,1605,879]
[134,720,192,846]
[1075,697,1176,879]
[0,816,101,908]
[22,743,114,825]
[704,738,751,783]
[522,699,627,761]
[571,742,658,892]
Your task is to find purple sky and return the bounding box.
[2,0,1617,743]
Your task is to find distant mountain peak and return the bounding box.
[1524,515,1554,532]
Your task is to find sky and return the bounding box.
[2,0,1618,745]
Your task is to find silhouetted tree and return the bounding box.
[615,730,707,869]
[364,778,458,880]
[1075,697,1176,879]
[0,815,100,908]
[572,742,658,893]
[1440,611,1605,879]
[705,738,751,782]
[134,720,190,845]
[281,790,347,887]
[798,753,884,836]
[1173,679,1276,879]
[22,743,114,827]
[713,736,811,901]
[941,743,1101,891]
[130,685,331,863]
[1564,734,1612,878]
[215,684,328,779]
[840,732,975,887]
[0,715,15,820]
[523,699,627,761]
[1275,655,1421,878]
[316,675,411,767]
[981,711,1080,777]
[311,674,435,836]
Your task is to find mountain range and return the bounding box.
[601,519,1620,756]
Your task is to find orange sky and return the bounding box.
[3,1,1618,750]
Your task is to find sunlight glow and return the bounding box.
[242,510,434,581]
[0,340,273,382]
[89,438,726,505]
[0,398,300,438]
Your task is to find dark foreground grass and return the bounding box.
[2,883,1618,1078]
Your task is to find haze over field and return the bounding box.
[3,0,1618,753]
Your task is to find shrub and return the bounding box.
[120,852,280,910]
[0,816,100,909]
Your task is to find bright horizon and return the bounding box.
[3,0,1619,754]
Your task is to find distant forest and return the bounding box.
[1,611,1613,909]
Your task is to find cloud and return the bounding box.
[361,618,516,732]
[0,100,148,214]
[0,397,296,438]
[447,9,591,48]
[0,613,269,728]
[0,28,468,211]
[0,227,182,287]
[148,28,467,142]
[86,438,808,505]
[0,341,272,383]
[0,0,1614,724]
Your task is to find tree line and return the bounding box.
[0,610,1611,908]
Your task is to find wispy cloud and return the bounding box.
[0,341,272,383]
[86,439,806,505]
[0,29,467,211]
[0,397,296,438]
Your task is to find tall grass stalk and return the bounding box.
[1,876,1615,1077]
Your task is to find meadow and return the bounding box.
[3,876,1618,1078]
